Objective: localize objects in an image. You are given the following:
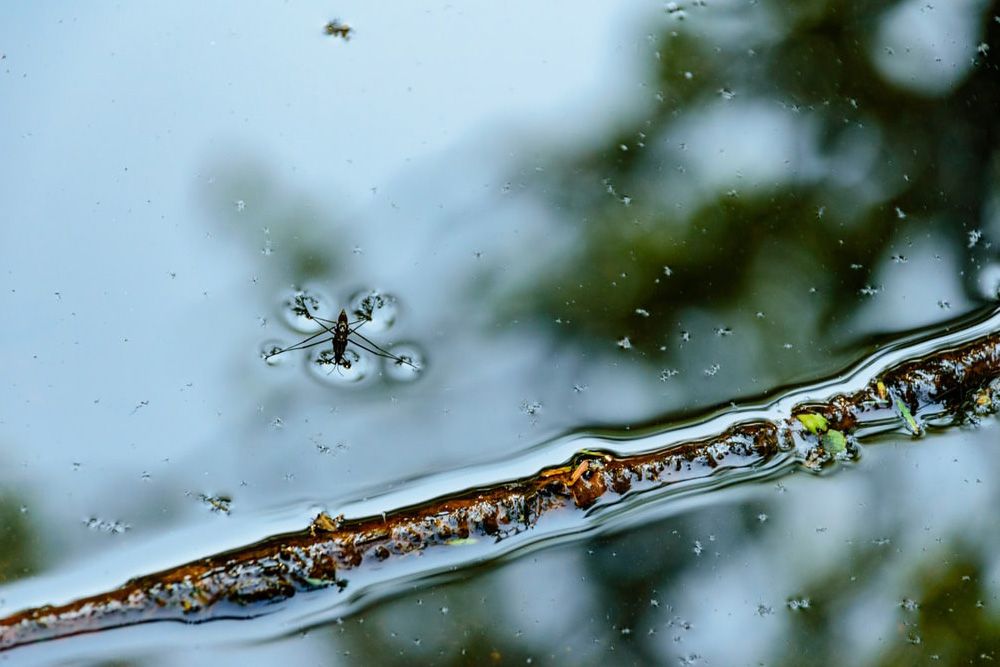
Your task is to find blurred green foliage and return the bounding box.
[0,495,37,584]
[513,0,1000,350]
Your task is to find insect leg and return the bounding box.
[347,337,419,370]
[314,314,369,330]
[350,329,404,359]
[265,335,335,358]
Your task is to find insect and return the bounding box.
[264,295,419,372]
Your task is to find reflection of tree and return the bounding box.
[201,157,347,282]
[774,542,1000,666]
[877,552,1000,665]
[0,495,38,584]
[512,0,1000,351]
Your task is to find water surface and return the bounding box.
[1,1,999,664]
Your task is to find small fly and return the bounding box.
[264,296,418,371]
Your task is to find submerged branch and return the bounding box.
[2,315,1000,651]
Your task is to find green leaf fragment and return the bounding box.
[796,413,829,435]
[445,537,478,546]
[303,576,334,588]
[895,398,921,435]
[822,429,847,454]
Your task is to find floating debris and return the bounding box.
[197,494,232,515]
[324,20,352,40]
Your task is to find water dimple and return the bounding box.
[279,286,336,334]
[308,347,369,385]
[348,288,398,332]
[260,340,291,367]
[382,344,426,382]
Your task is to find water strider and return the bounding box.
[264,294,419,372]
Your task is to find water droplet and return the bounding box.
[382,343,425,382]
[617,336,632,350]
[787,597,811,610]
[520,400,543,417]
[348,288,398,332]
[858,285,881,297]
[755,604,774,617]
[83,517,130,534]
[234,199,246,212]
[279,287,336,334]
